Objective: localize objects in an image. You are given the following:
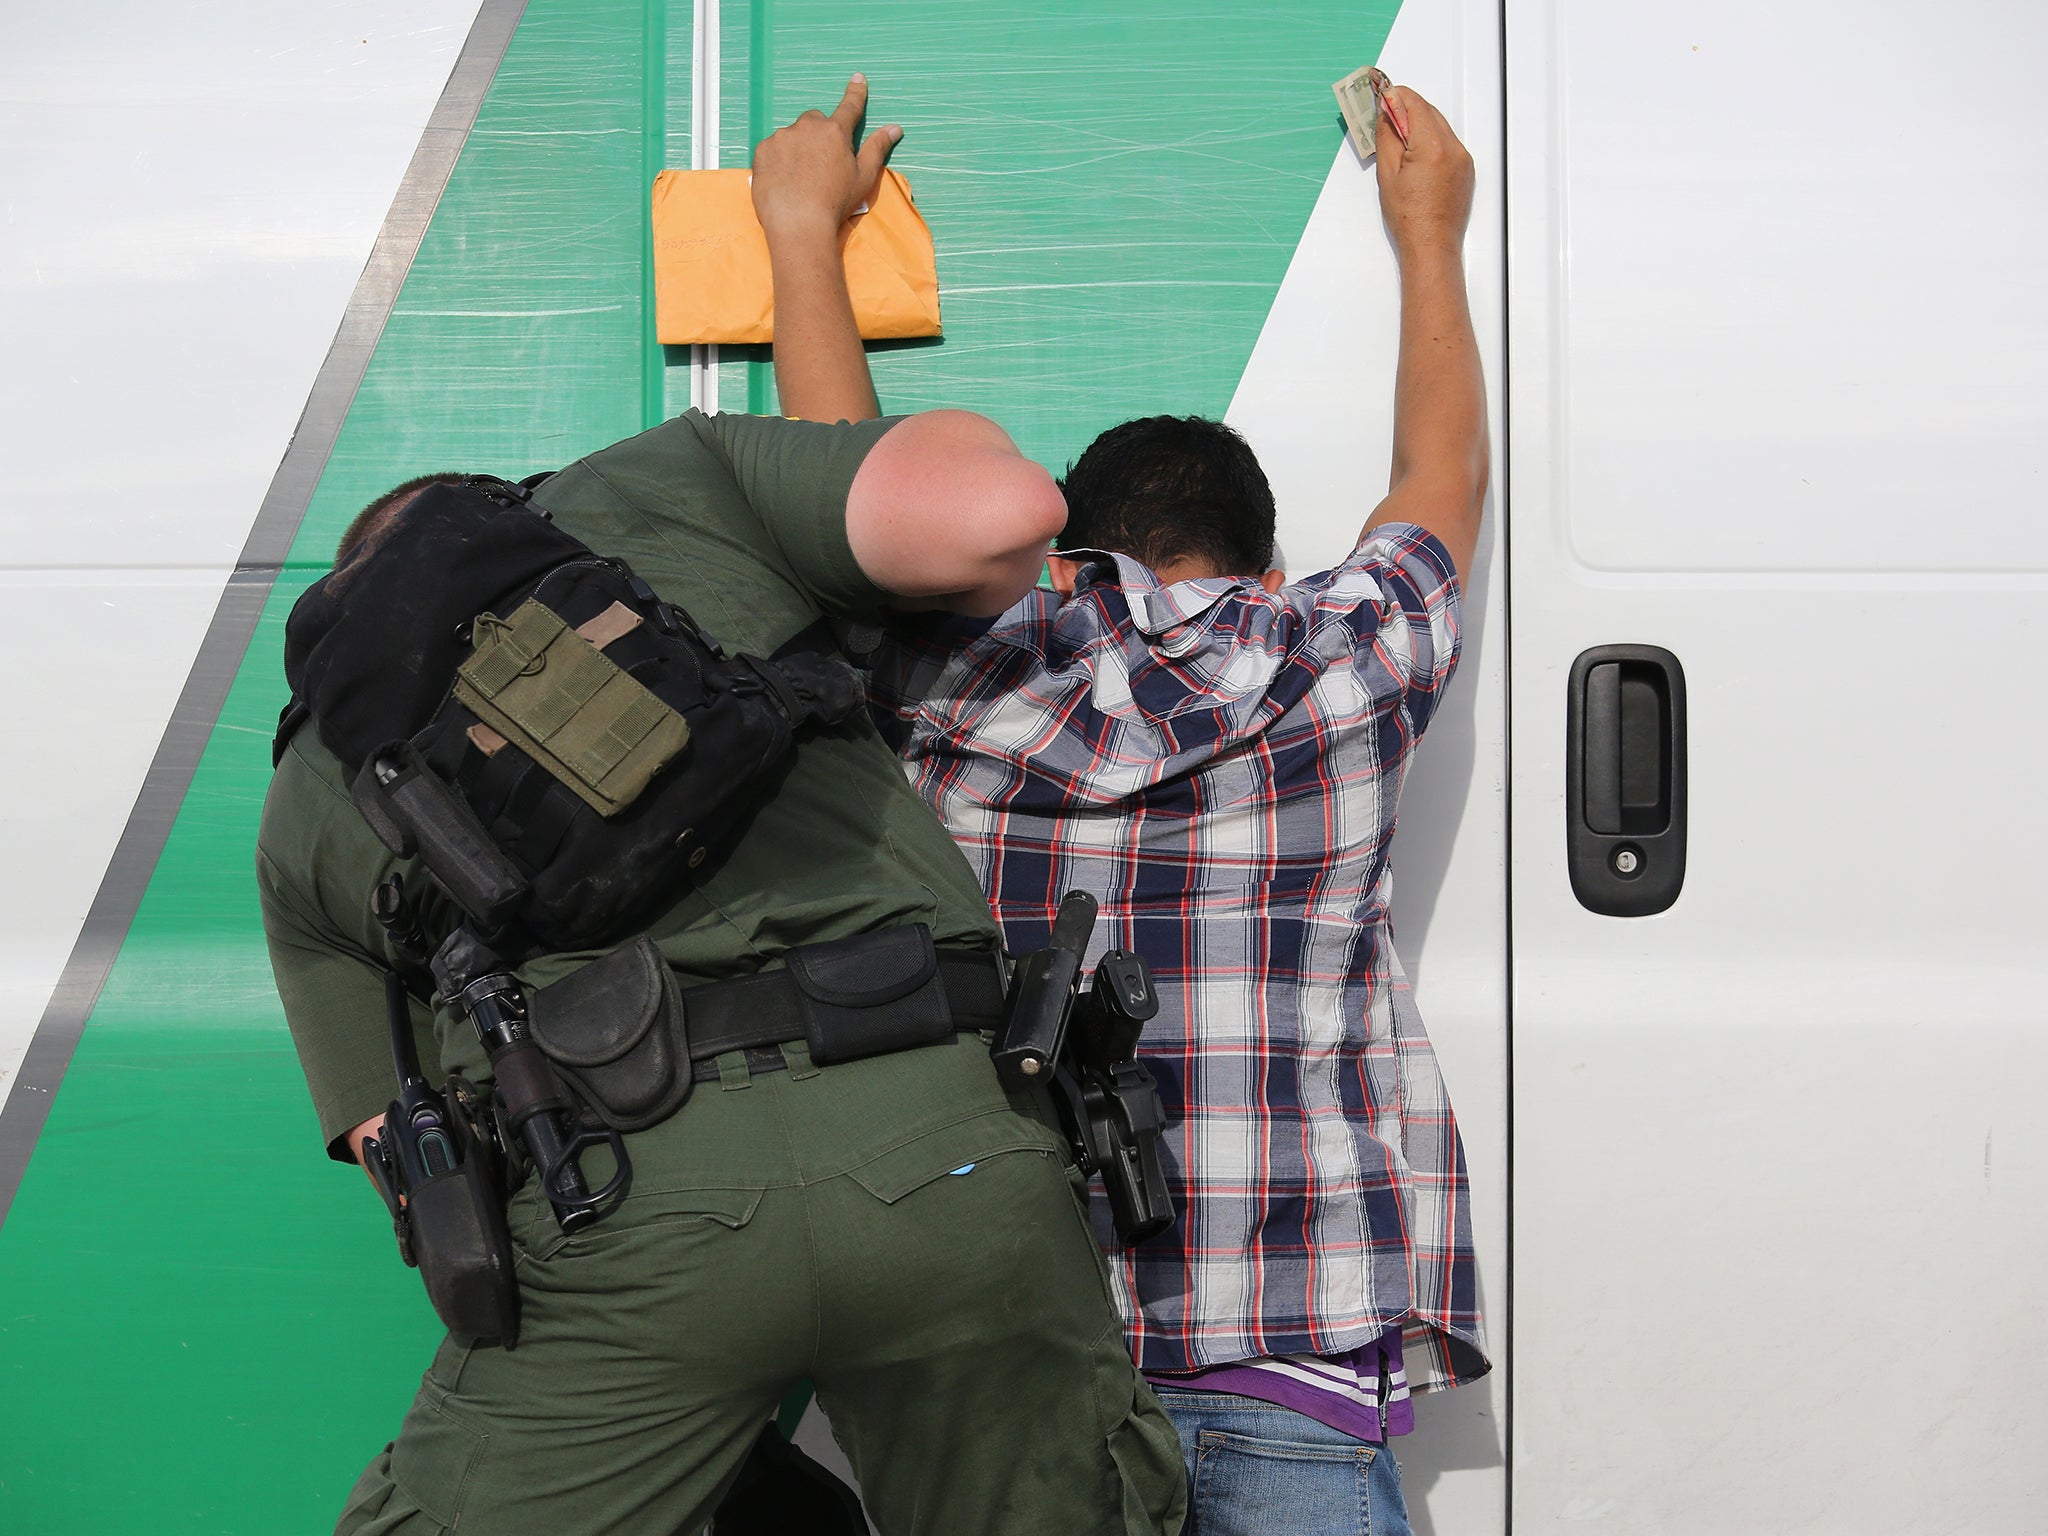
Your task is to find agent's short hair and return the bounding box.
[335,473,470,565]
[1056,416,1276,576]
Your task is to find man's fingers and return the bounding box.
[1386,85,1413,144]
[855,122,902,187]
[829,73,868,135]
[1374,93,1403,159]
[1372,84,1412,152]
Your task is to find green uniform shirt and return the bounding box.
[257,410,1002,1157]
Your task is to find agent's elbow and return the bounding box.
[949,463,1066,615]
[992,456,1068,559]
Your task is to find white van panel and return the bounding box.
[1508,0,2048,1529]
[1524,0,2048,576]
[0,0,483,1113]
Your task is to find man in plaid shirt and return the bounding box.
[762,75,1489,1534]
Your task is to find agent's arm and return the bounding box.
[1359,86,1488,578]
[703,402,1063,619]
[751,74,898,424]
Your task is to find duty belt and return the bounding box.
[681,948,1010,1082]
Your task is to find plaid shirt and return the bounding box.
[867,523,1489,1390]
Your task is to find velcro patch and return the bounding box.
[576,601,643,651]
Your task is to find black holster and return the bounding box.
[1050,948,1175,1246]
[1066,1056,1174,1246]
[994,894,1178,1247]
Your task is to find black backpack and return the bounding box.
[277,476,862,952]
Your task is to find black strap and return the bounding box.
[765,618,864,728]
[684,948,1007,1065]
[272,698,312,767]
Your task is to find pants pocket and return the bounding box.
[366,1340,490,1532]
[1093,1326,1192,1536]
[1190,1426,1403,1536]
[840,1106,1066,1204]
[520,1185,764,1265]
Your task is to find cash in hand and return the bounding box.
[1334,65,1409,159]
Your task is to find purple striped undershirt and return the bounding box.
[1144,1327,1413,1442]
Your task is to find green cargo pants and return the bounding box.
[336,1034,1187,1535]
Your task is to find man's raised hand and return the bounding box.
[753,75,900,422]
[751,74,903,241]
[1374,86,1475,262]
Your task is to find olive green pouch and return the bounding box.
[455,598,691,816]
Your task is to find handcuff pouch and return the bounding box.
[526,938,691,1132]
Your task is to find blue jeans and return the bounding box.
[1150,1387,1412,1536]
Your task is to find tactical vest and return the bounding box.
[276,475,863,953]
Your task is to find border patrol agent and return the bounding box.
[257,406,1188,1535]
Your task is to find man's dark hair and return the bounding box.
[1056,416,1276,576]
[335,472,470,564]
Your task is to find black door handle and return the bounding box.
[1566,645,1686,916]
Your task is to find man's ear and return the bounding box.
[1048,555,1083,598]
[1259,568,1287,595]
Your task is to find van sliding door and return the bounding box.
[1505,1,2048,1529]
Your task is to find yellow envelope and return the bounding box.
[652,167,941,346]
